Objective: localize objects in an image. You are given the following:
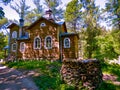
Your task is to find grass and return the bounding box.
[97,62,120,90]
[5,60,75,90]
[5,60,120,90]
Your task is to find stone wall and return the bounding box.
[60,59,103,90]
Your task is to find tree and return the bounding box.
[0,32,8,58]
[25,0,43,25]
[0,0,12,19]
[33,0,43,14]
[64,0,82,31]
[10,0,30,20]
[0,18,8,28]
[44,0,64,20]
[80,0,102,58]
[25,9,41,25]
[105,0,120,29]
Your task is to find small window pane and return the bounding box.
[64,38,70,48]
[20,42,25,52]
[12,43,17,52]
[45,36,52,49]
[34,37,41,49]
[12,31,17,38]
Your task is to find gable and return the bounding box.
[27,17,59,30]
[7,23,19,29]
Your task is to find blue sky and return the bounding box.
[0,0,107,21]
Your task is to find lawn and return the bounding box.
[5,60,120,90]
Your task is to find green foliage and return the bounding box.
[97,81,120,90]
[91,28,120,61]
[64,0,82,22]
[105,0,120,29]
[111,29,120,55]
[0,18,8,26]
[0,32,8,58]
[64,0,82,31]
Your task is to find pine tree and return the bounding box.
[10,0,30,19]
[33,0,43,14]
[80,0,102,58]
[105,0,120,29]
[64,0,82,31]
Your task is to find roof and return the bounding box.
[3,45,9,50]
[7,23,19,28]
[60,32,79,38]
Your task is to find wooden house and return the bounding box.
[7,10,79,61]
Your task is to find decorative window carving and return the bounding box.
[34,37,41,49]
[64,38,70,48]
[45,36,52,49]
[12,43,17,52]
[20,42,25,52]
[12,31,17,38]
[40,23,46,27]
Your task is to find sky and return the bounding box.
[0,0,107,21]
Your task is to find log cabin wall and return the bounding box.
[8,18,79,61]
[8,24,19,58]
[61,34,79,59]
[17,18,60,60]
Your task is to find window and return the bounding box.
[64,38,70,48]
[45,36,52,49]
[12,43,17,52]
[40,23,46,27]
[34,37,41,49]
[20,42,25,52]
[12,31,17,38]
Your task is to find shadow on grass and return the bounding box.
[5,60,120,90]
[97,81,120,90]
[102,62,120,81]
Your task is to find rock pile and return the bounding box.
[61,59,103,90]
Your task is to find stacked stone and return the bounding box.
[61,59,103,90]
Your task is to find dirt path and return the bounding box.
[0,64,39,90]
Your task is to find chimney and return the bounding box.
[19,18,24,27]
[19,18,24,38]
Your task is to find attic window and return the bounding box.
[40,23,46,27]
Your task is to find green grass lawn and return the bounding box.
[5,60,120,90]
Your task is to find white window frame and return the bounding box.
[12,43,17,52]
[64,38,70,48]
[12,31,17,39]
[44,36,52,49]
[34,36,41,49]
[20,42,26,52]
[40,23,46,27]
